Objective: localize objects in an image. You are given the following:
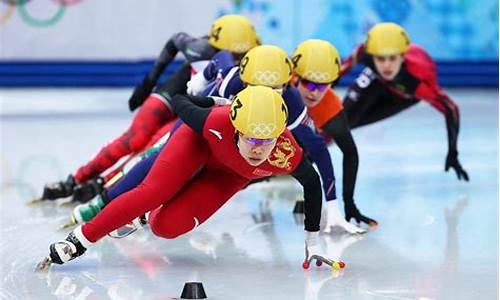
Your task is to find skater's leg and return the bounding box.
[81,126,209,242]
[149,169,249,239]
[74,96,173,183]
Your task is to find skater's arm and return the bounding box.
[170,94,217,134]
[291,156,323,232]
[128,32,196,111]
[285,88,336,201]
[340,44,364,76]
[144,33,195,90]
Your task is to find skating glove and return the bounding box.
[344,200,378,227]
[445,150,469,181]
[128,78,155,111]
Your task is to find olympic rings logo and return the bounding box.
[229,42,252,53]
[254,70,281,86]
[304,70,331,82]
[1,0,84,27]
[249,123,277,138]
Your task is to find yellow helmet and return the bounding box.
[292,39,341,83]
[239,45,293,87]
[365,22,410,56]
[208,14,260,54]
[230,86,288,139]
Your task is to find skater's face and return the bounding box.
[237,133,277,166]
[297,78,330,108]
[373,55,404,81]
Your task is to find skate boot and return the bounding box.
[72,177,104,203]
[59,195,106,230]
[41,174,76,201]
[108,214,148,239]
[324,200,366,234]
[344,198,378,228]
[75,196,106,222]
[36,226,92,272]
[302,231,345,270]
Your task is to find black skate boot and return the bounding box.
[35,226,91,272]
[42,174,77,201]
[72,177,104,203]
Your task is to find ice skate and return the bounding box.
[323,200,366,234]
[29,175,76,205]
[59,196,106,230]
[35,227,90,272]
[71,177,104,203]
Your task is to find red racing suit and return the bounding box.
[74,32,217,184]
[82,95,323,243]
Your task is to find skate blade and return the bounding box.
[35,257,52,272]
[108,226,138,239]
[57,198,76,207]
[58,216,77,231]
[26,197,44,206]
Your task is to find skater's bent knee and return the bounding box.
[150,216,198,239]
[150,225,185,239]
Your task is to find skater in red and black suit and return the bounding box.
[39,86,344,271]
[40,15,260,203]
[341,23,469,181]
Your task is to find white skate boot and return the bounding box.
[324,200,366,234]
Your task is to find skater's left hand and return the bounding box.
[445,150,469,181]
[128,80,153,112]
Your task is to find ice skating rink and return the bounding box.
[1,88,498,299]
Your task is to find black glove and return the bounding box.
[128,78,155,111]
[72,177,104,203]
[42,174,76,200]
[344,200,378,227]
[445,150,469,181]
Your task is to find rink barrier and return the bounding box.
[0,60,497,87]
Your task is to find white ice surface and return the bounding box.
[0,88,498,299]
